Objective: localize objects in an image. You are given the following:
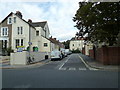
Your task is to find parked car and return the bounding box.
[65,49,72,55]
[51,50,62,61]
[60,49,67,57]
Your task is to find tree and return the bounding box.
[73,2,120,46]
[63,40,70,49]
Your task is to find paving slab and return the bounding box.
[79,53,119,71]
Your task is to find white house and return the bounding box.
[49,37,65,51]
[69,37,85,52]
[31,21,51,52]
[0,11,51,53]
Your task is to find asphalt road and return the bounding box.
[2,54,118,88]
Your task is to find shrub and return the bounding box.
[72,49,81,53]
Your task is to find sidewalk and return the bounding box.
[79,53,119,71]
[0,58,51,69]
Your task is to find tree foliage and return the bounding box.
[73,2,120,46]
[63,40,70,49]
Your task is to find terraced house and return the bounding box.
[0,11,51,54]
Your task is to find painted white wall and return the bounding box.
[41,36,51,52]
[10,51,51,65]
[44,23,50,39]
[70,40,84,51]
[10,51,27,65]
[11,14,30,51]
[50,42,59,51]
[85,42,93,55]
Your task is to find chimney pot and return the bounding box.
[28,19,32,23]
[15,11,22,18]
[54,38,56,40]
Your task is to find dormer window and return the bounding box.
[8,17,12,24]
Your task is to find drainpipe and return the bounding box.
[28,25,31,61]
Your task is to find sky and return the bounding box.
[0,0,84,42]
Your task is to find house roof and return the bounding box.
[31,21,47,28]
[1,12,13,23]
[49,37,65,48]
[0,12,35,29]
[49,37,60,45]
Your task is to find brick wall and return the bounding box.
[92,47,120,65]
[82,47,85,55]
[89,49,95,59]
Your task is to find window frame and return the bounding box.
[8,17,12,24]
[14,17,16,23]
[44,43,48,47]
[1,27,8,36]
[36,31,39,36]
[15,39,20,48]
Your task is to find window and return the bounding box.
[8,17,12,24]
[21,39,23,46]
[21,27,23,34]
[17,27,20,35]
[36,31,39,36]
[1,27,8,36]
[15,39,19,48]
[2,40,7,49]
[17,27,23,35]
[15,39,24,48]
[14,17,16,23]
[73,44,74,46]
[44,43,48,47]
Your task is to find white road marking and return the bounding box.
[59,68,66,70]
[68,68,76,70]
[79,68,87,70]
[78,55,99,71]
[89,68,98,71]
[58,56,71,70]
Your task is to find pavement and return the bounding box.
[0,58,51,69]
[79,53,119,71]
[0,54,119,71]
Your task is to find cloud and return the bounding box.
[0,1,79,42]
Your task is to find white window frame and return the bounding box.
[1,27,8,36]
[36,31,39,36]
[8,17,12,24]
[15,39,24,48]
[17,26,23,35]
[21,27,23,35]
[14,17,16,23]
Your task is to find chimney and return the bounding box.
[54,38,56,40]
[15,11,22,19]
[28,19,32,23]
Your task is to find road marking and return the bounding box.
[68,67,76,70]
[59,68,66,70]
[78,55,99,71]
[79,68,87,70]
[78,55,90,69]
[89,68,98,71]
[58,56,71,70]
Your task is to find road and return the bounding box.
[2,54,118,88]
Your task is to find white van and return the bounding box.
[51,50,62,60]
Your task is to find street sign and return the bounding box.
[28,42,32,45]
